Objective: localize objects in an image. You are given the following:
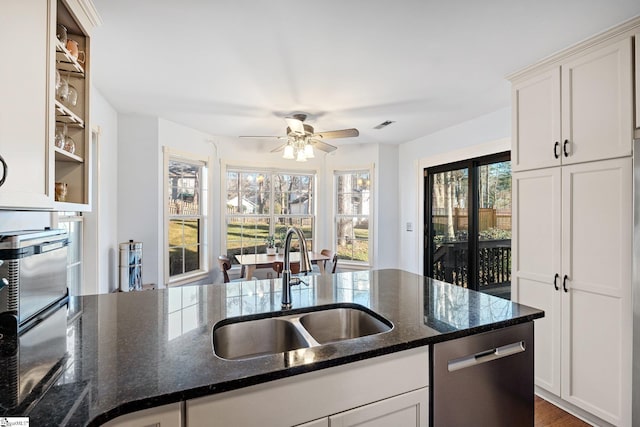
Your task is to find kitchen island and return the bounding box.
[0,269,543,426]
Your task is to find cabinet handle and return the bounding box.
[562,275,568,292]
[553,142,560,159]
[554,273,559,291]
[0,154,7,187]
[563,140,569,157]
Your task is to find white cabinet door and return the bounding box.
[329,388,428,427]
[102,402,183,427]
[511,68,561,172]
[560,158,632,426]
[561,38,633,164]
[511,167,562,395]
[0,0,52,209]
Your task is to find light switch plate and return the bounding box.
[406,222,413,232]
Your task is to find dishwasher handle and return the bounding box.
[447,341,526,372]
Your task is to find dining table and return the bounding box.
[234,251,331,279]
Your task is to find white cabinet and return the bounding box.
[0,0,97,211]
[512,158,632,426]
[187,347,429,427]
[53,0,97,210]
[511,38,633,172]
[329,388,428,427]
[0,0,52,209]
[102,402,184,427]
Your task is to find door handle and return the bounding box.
[554,273,559,291]
[447,341,526,372]
[0,154,7,187]
[563,140,569,157]
[562,275,569,292]
[553,141,560,159]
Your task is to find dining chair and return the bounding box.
[218,255,253,283]
[312,249,338,274]
[273,261,300,278]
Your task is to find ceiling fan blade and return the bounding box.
[270,143,287,153]
[285,117,305,135]
[239,135,286,139]
[310,139,337,153]
[313,128,359,139]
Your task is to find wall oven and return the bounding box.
[0,228,69,331]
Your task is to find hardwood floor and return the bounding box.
[535,396,591,426]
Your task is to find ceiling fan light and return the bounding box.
[304,143,314,158]
[283,145,295,159]
[296,150,307,162]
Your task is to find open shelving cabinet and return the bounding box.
[52,0,92,211]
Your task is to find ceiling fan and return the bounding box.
[240,113,359,161]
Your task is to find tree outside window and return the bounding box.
[226,169,315,261]
[335,170,371,264]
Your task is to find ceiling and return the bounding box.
[91,0,640,148]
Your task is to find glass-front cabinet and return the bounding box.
[52,0,99,210]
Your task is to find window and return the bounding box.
[425,152,511,299]
[335,170,371,264]
[166,150,208,283]
[225,169,314,260]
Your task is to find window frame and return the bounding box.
[224,166,316,261]
[333,167,374,267]
[163,147,209,286]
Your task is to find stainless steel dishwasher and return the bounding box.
[431,322,534,426]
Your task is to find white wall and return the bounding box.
[397,107,511,274]
[117,115,160,286]
[88,86,119,294]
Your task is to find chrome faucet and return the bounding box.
[281,227,312,309]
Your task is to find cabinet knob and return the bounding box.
[563,140,569,157]
[554,273,559,291]
[562,275,569,292]
[553,142,560,159]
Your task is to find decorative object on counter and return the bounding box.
[54,182,67,202]
[265,235,277,255]
[56,24,67,45]
[119,240,143,292]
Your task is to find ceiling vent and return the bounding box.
[373,120,395,130]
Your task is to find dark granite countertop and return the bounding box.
[0,269,543,426]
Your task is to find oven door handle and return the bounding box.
[36,240,66,254]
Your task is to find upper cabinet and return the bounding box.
[511,38,633,172]
[0,0,99,211]
[0,0,52,209]
[53,0,100,210]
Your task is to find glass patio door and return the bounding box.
[427,165,470,287]
[425,153,511,298]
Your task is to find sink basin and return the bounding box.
[212,304,393,360]
[213,317,310,360]
[299,307,392,344]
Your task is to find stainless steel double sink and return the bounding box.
[213,304,393,360]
